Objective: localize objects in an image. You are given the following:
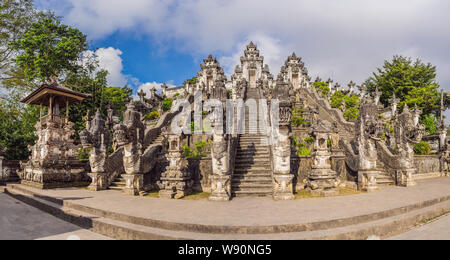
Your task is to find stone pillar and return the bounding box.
[209,133,231,201]
[308,120,339,196]
[271,80,295,200]
[273,125,294,200]
[122,174,144,196]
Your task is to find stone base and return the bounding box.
[273,174,295,201]
[400,169,417,187]
[358,170,379,192]
[21,180,90,189]
[158,189,176,199]
[122,174,143,196]
[87,172,108,191]
[310,189,339,197]
[273,193,295,201]
[209,175,231,202]
[209,194,231,201]
[18,163,90,190]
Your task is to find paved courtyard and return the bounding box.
[388,214,450,240]
[0,193,110,240]
[1,177,450,240]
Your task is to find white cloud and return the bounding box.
[83,47,128,87]
[38,0,450,93]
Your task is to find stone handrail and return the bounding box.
[376,141,401,170]
[300,87,355,137]
[143,94,194,149]
[105,148,125,188]
[340,139,359,172]
[142,144,163,174]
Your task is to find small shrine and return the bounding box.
[18,79,92,189]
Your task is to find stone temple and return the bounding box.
[4,42,449,201]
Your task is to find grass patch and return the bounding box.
[182,192,211,200]
[144,191,160,198]
[295,187,361,200]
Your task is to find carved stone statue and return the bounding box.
[356,97,384,192]
[113,102,145,195]
[394,105,425,187]
[80,110,110,191]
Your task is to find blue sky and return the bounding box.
[35,0,450,119]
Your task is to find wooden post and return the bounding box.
[66,99,69,124]
[40,102,43,122]
[49,96,53,117]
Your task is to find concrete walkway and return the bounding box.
[0,193,111,240]
[388,213,450,240]
[5,178,450,227]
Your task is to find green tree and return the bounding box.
[0,93,39,160]
[11,16,88,82]
[365,55,445,117]
[0,0,37,78]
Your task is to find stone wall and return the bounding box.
[414,156,443,180]
[188,157,213,192]
[0,159,21,184]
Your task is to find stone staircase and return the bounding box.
[232,88,273,197]
[151,132,164,145]
[108,132,165,192]
[376,161,395,186]
[109,176,126,191]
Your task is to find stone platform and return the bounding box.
[1,177,450,240]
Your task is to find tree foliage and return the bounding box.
[365,55,445,117]
[0,0,38,77]
[0,8,132,159]
[11,16,88,82]
[330,90,361,121]
[313,81,330,97]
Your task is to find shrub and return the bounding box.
[183,141,210,158]
[421,114,437,135]
[414,141,431,155]
[78,148,91,162]
[292,136,313,156]
[344,107,359,121]
[162,98,173,111]
[144,111,159,120]
[292,116,310,128]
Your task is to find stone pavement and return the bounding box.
[0,193,111,240]
[5,178,450,227]
[388,213,450,240]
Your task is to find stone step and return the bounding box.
[232,190,273,197]
[109,186,125,191]
[233,171,272,176]
[235,162,271,167]
[236,152,270,158]
[234,160,270,164]
[6,183,450,240]
[234,169,272,175]
[232,179,273,185]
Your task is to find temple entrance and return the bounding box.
[249,70,256,89]
[293,73,299,89]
